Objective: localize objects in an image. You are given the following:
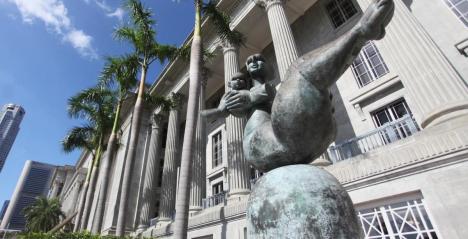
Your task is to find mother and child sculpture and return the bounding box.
[203,0,394,237]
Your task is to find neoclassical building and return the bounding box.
[48,0,468,238]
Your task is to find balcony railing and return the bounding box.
[329,116,419,162]
[202,192,227,209]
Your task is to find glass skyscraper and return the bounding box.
[0,104,25,172]
[0,161,55,230]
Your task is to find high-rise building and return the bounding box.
[0,160,55,230]
[0,200,9,223]
[0,104,25,172]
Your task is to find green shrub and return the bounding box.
[15,232,137,239]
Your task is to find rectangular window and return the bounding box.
[372,99,411,127]
[326,0,358,28]
[357,199,439,239]
[212,131,223,168]
[351,41,389,88]
[371,99,419,144]
[443,0,468,27]
[212,182,224,195]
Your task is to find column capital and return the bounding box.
[220,40,239,53]
[170,92,185,109]
[151,113,165,129]
[253,0,284,10]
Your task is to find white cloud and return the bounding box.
[65,29,97,58]
[107,7,124,22]
[85,0,124,22]
[94,0,111,12]
[8,0,97,59]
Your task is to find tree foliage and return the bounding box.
[23,197,65,233]
[62,86,116,153]
[202,0,244,47]
[15,231,141,239]
[114,0,180,68]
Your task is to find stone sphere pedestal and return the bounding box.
[247,165,362,239]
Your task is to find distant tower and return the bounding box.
[0,160,55,230]
[0,104,25,172]
[0,200,9,222]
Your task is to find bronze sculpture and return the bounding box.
[205,0,395,237]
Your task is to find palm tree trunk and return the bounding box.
[173,1,202,238]
[80,140,103,231]
[116,64,148,237]
[73,154,94,232]
[91,100,123,234]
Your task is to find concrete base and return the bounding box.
[247,165,362,239]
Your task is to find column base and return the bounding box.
[155,217,172,227]
[421,101,468,128]
[311,154,332,167]
[228,189,250,204]
[136,224,148,233]
[189,206,203,216]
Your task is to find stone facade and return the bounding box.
[49,0,468,238]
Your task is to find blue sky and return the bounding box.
[0,0,194,205]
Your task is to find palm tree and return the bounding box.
[90,55,138,234]
[62,126,96,233]
[62,86,116,232]
[173,2,244,238]
[172,0,203,238]
[23,197,65,233]
[114,0,180,236]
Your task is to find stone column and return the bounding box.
[137,113,166,231]
[355,0,468,128]
[70,177,84,215]
[49,180,63,198]
[254,0,299,81]
[189,75,208,214]
[157,93,183,223]
[223,43,251,198]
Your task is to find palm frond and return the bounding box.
[202,0,245,47]
[67,86,115,121]
[99,55,139,96]
[125,0,154,31]
[114,26,139,47]
[61,125,96,153]
[176,44,214,63]
[64,85,117,155]
[150,44,180,64]
[23,197,64,232]
[144,93,173,112]
[176,44,191,61]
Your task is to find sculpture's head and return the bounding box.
[229,72,248,90]
[246,54,267,81]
